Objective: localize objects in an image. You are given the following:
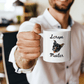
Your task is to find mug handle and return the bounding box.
[39,33,43,57]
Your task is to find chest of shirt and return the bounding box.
[71,26,83,62]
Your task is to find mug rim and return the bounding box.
[43,29,71,32]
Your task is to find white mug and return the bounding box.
[40,28,71,63]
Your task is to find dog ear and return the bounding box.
[54,40,57,43]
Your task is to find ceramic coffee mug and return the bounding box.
[40,28,71,63]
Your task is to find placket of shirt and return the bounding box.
[53,24,72,84]
[57,25,71,84]
[65,61,71,84]
[54,25,69,84]
[64,26,71,84]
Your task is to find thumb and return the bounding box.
[32,23,41,34]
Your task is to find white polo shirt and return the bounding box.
[9,9,84,84]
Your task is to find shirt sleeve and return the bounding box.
[8,20,38,74]
[19,20,36,32]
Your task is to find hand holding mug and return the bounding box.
[16,23,41,61]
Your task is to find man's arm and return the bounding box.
[14,24,41,69]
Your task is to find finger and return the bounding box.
[17,32,41,40]
[17,39,40,47]
[18,46,40,53]
[21,52,40,59]
[32,23,41,34]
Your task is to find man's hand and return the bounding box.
[14,23,41,69]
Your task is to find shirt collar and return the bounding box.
[69,16,74,27]
[43,9,74,28]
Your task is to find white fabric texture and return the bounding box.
[9,9,84,84]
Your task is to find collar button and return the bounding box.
[58,26,61,28]
[67,82,69,84]
[66,66,69,69]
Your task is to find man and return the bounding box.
[9,0,84,84]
